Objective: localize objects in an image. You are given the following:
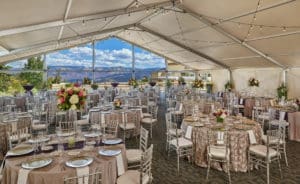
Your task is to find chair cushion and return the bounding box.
[75,119,89,125]
[249,145,279,158]
[126,149,142,163]
[257,114,270,120]
[261,135,284,144]
[233,105,244,108]
[117,170,150,184]
[142,113,152,118]
[119,123,136,130]
[170,137,193,148]
[208,145,229,159]
[141,118,157,124]
[269,120,289,126]
[32,124,47,130]
[168,128,183,136]
[167,107,176,112]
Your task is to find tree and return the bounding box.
[18,56,44,89]
[0,65,12,92]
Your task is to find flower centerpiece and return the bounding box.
[114,99,122,109]
[192,79,204,88]
[248,78,259,87]
[128,78,138,88]
[213,109,228,123]
[56,84,87,111]
[183,88,191,95]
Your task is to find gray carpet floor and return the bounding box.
[125,102,300,184]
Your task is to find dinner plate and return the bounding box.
[65,156,93,168]
[102,138,122,145]
[99,149,121,157]
[28,137,50,144]
[57,131,75,137]
[84,132,102,138]
[7,146,34,156]
[22,158,52,169]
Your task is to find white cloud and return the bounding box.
[7,45,165,69]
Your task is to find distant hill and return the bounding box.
[47,66,164,82]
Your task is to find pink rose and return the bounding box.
[68,89,73,95]
[60,97,65,103]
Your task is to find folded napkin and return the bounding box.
[217,131,224,145]
[76,166,89,184]
[11,121,18,132]
[116,153,125,176]
[239,98,244,105]
[247,130,257,145]
[185,126,193,139]
[101,113,105,125]
[17,168,31,184]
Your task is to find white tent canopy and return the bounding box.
[0,0,300,96]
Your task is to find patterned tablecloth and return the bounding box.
[183,117,262,172]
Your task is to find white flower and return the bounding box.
[221,113,226,119]
[69,94,79,105]
[70,104,77,110]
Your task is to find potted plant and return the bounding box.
[225,81,233,92]
[178,77,185,85]
[91,83,98,90]
[277,83,288,100]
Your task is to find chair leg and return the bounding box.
[278,156,283,179]
[267,162,270,184]
[206,158,210,180]
[227,161,231,184]
[177,151,180,174]
[283,144,288,166]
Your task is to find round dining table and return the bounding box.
[2,135,127,184]
[182,116,262,172]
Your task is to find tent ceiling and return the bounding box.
[0,0,299,70]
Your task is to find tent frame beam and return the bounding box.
[114,35,198,70]
[0,24,135,64]
[57,0,73,41]
[179,6,286,69]
[0,0,177,37]
[137,25,229,69]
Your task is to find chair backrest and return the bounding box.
[266,130,281,161]
[149,105,158,119]
[7,126,30,149]
[139,127,149,151]
[64,170,102,184]
[105,114,119,137]
[59,120,76,132]
[207,129,229,157]
[140,144,153,184]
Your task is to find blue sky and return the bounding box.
[7,38,165,69]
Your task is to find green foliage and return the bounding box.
[178,77,185,85]
[91,83,98,90]
[83,77,91,85]
[166,79,172,88]
[140,76,149,84]
[277,83,288,100]
[19,56,44,89]
[225,81,233,91]
[7,76,25,95]
[0,65,12,92]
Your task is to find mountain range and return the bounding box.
[47,66,164,82]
